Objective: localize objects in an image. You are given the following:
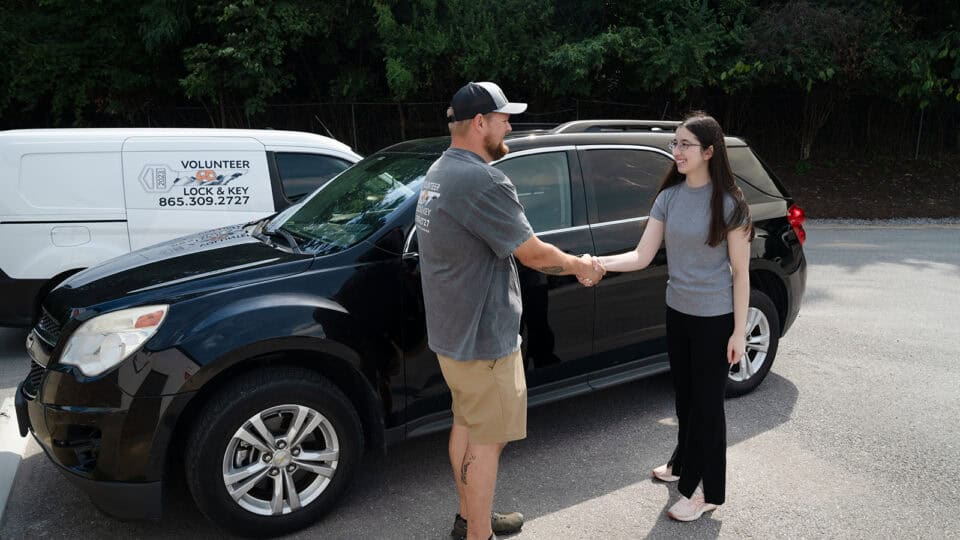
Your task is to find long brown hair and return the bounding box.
[655,112,754,247]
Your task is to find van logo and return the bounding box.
[196,169,217,183]
[138,164,249,193]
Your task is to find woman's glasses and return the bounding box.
[667,140,704,153]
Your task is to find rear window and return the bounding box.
[728,147,785,201]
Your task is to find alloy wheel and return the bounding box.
[729,306,770,383]
[222,404,340,516]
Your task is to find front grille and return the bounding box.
[35,310,62,346]
[22,361,45,399]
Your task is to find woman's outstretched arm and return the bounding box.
[596,217,665,273]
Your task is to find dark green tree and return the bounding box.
[900,30,960,109]
[742,1,911,159]
[372,0,560,100]
[541,1,753,100]
[0,0,166,126]
[179,1,335,126]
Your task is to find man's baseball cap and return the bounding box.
[447,82,527,121]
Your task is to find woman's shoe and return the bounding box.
[667,488,718,522]
[652,463,680,482]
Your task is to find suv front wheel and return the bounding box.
[726,288,781,397]
[185,367,363,537]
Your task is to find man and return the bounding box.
[416,81,605,540]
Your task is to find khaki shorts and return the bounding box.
[437,349,527,444]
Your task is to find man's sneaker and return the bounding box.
[451,511,524,538]
[667,488,718,522]
[652,463,680,482]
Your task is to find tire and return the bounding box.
[184,367,363,537]
[726,289,781,397]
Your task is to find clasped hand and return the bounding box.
[576,254,606,287]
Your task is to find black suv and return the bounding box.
[16,120,807,536]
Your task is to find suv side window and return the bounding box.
[495,152,572,233]
[275,152,352,202]
[581,148,673,221]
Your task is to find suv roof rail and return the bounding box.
[551,119,681,134]
[510,122,560,131]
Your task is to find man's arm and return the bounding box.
[513,235,602,282]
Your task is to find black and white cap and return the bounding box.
[447,82,527,121]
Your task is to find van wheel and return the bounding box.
[726,289,781,397]
[185,367,363,537]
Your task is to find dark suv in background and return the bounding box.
[16,120,807,536]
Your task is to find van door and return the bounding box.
[122,137,275,250]
[0,138,129,325]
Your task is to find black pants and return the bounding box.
[665,306,733,505]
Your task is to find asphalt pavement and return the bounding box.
[0,222,958,538]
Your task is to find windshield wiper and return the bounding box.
[244,215,272,228]
[258,225,303,254]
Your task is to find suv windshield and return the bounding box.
[269,152,433,254]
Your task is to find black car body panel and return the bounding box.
[17,124,807,522]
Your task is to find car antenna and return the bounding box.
[314,115,336,139]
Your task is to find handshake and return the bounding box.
[576,254,606,287]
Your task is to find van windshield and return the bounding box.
[269,152,432,255]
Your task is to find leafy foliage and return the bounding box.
[373,0,558,99]
[543,1,753,97]
[900,30,960,108]
[179,1,332,119]
[0,0,159,124]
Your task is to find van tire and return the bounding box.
[184,367,363,537]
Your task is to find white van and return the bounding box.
[0,128,361,327]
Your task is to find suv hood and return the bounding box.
[45,225,312,320]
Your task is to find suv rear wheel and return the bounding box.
[726,288,781,397]
[185,367,363,537]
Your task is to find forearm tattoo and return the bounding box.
[538,265,564,275]
[460,452,476,485]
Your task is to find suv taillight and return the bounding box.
[787,204,806,245]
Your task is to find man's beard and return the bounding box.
[484,134,509,160]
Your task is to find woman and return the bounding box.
[591,112,753,521]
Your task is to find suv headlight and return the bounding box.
[60,305,169,377]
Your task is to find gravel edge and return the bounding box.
[806,217,960,228]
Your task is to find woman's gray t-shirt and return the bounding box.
[650,182,741,317]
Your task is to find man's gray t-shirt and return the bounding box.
[650,182,744,317]
[416,148,534,361]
